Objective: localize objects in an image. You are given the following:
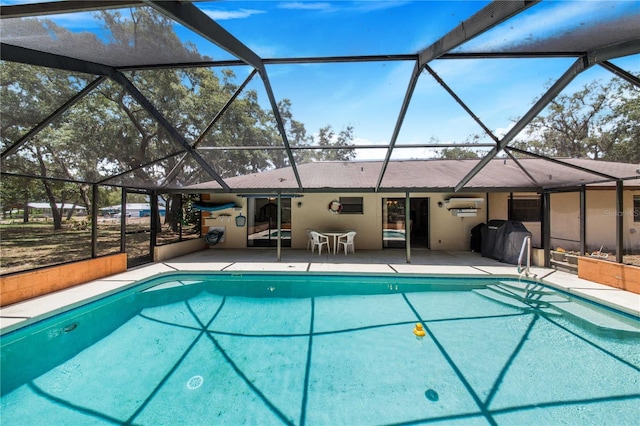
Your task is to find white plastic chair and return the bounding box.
[310,231,329,255]
[306,230,314,251]
[337,231,356,255]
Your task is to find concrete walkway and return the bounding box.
[2,249,638,333]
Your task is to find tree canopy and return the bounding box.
[1,8,355,228]
[511,77,640,163]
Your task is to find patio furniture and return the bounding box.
[306,230,314,251]
[310,231,330,255]
[320,231,349,254]
[337,231,356,255]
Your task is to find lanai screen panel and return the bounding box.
[0,63,98,144]
[505,62,640,170]
[0,5,235,67]
[1,0,639,192]
[424,57,576,140]
[201,1,490,58]
[265,61,409,161]
[454,1,640,55]
[122,65,258,147]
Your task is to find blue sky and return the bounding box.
[3,0,639,160]
[193,1,639,160]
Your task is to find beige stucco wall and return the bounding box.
[586,190,639,253]
[154,238,206,262]
[428,193,486,251]
[293,192,489,251]
[201,194,247,249]
[202,192,489,251]
[492,189,639,253]
[550,192,581,251]
[291,193,383,249]
[550,189,640,253]
[200,188,639,253]
[488,193,508,221]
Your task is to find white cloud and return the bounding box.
[203,9,266,20]
[36,11,100,30]
[352,136,387,161]
[493,125,511,140]
[277,2,332,11]
[349,1,412,13]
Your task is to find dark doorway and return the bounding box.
[410,198,430,249]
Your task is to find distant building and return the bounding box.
[101,203,166,218]
[27,202,86,216]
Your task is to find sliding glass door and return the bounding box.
[382,198,406,248]
[382,197,430,249]
[247,197,291,247]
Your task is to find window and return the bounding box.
[509,197,541,222]
[339,197,363,214]
[634,196,640,223]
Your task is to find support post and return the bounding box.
[542,192,551,267]
[91,184,98,258]
[120,190,126,253]
[151,191,158,253]
[580,186,586,256]
[277,193,282,262]
[616,180,623,263]
[486,193,490,223]
[509,192,514,219]
[405,192,411,263]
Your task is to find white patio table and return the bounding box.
[319,231,352,254]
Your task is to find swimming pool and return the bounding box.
[2,272,639,425]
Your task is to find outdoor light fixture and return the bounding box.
[235,213,246,227]
[438,202,443,208]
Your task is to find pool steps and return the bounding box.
[473,281,640,336]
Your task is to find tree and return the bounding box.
[1,7,358,233]
[511,77,640,162]
[600,79,640,163]
[434,135,483,159]
[437,147,480,160]
[269,100,357,166]
[311,125,356,162]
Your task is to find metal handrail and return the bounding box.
[517,236,531,277]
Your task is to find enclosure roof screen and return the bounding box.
[1,1,639,192]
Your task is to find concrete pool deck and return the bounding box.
[1,249,639,333]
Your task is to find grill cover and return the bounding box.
[481,220,531,264]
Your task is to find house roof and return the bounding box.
[185,158,640,193]
[27,203,86,210]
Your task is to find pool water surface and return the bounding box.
[1,273,639,425]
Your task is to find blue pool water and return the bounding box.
[383,229,405,239]
[1,273,639,425]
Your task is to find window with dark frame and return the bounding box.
[339,196,364,214]
[509,197,542,222]
[634,195,640,223]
